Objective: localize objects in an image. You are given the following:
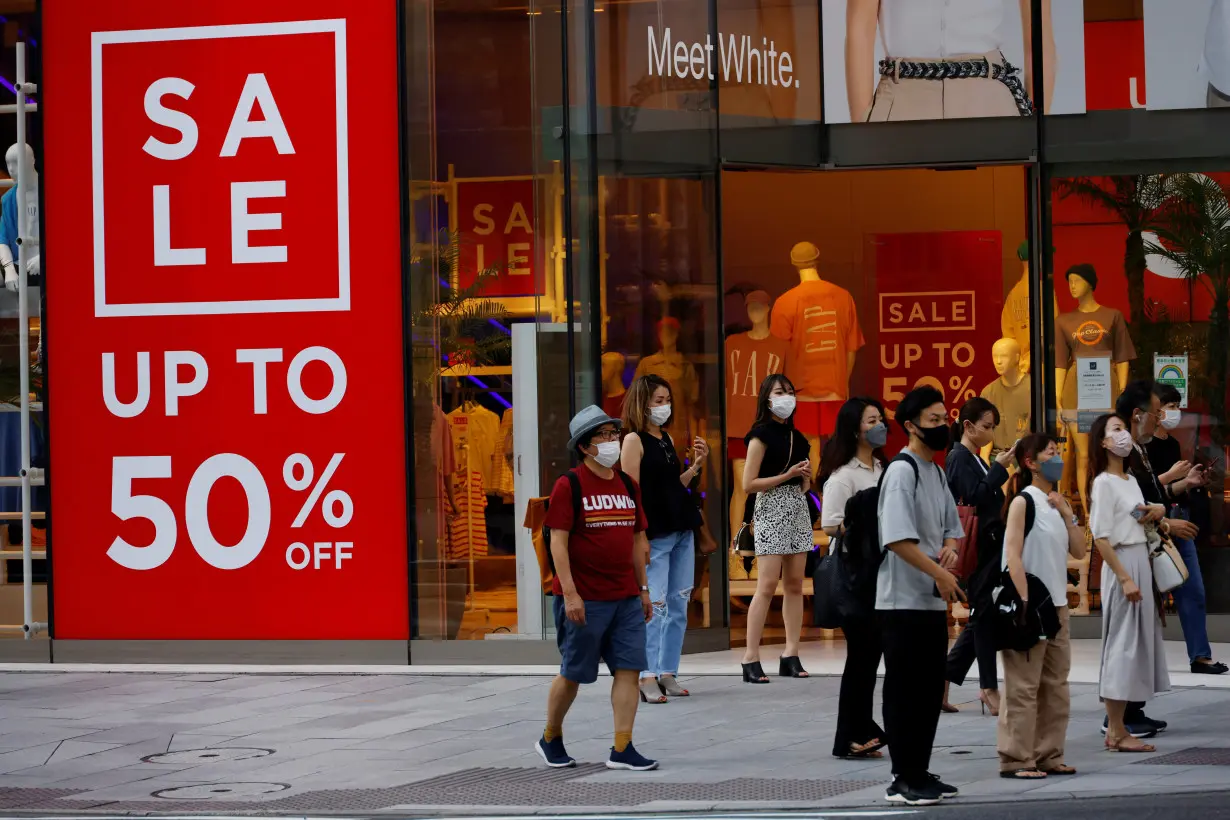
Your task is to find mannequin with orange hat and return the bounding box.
[726,290,789,551]
[770,242,865,474]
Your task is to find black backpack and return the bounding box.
[991,490,1061,651]
[814,454,923,626]
[542,468,638,577]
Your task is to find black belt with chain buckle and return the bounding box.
[877,56,1035,117]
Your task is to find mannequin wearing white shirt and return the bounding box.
[0,143,39,290]
[845,0,1055,122]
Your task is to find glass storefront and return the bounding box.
[3,0,1226,661]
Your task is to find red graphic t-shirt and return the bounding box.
[545,465,647,601]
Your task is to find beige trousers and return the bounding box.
[868,52,1023,122]
[997,606,1071,772]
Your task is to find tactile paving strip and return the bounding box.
[0,766,882,812]
[1136,747,1230,766]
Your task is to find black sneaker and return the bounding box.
[1134,713,1168,733]
[534,736,576,768]
[885,778,942,806]
[606,742,658,771]
[1192,660,1229,675]
[1101,716,1158,739]
[927,772,959,798]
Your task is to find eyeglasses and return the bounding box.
[590,429,621,442]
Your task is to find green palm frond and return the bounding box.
[1145,174,1230,303]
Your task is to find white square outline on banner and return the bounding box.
[91,19,350,317]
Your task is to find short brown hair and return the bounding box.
[623,374,673,433]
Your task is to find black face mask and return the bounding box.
[913,422,951,453]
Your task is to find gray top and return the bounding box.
[876,449,963,611]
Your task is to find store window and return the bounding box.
[1050,169,1230,616]
[0,8,45,636]
[721,165,1031,640]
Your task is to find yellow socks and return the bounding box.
[543,723,562,742]
[614,731,632,752]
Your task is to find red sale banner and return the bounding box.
[866,232,1005,456]
[1085,20,1146,111]
[456,179,539,297]
[42,0,408,639]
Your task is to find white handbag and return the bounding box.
[1146,524,1190,594]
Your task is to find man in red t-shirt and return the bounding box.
[535,405,658,773]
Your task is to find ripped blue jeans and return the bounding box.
[642,529,695,679]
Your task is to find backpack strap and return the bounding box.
[877,453,921,491]
[566,469,582,533]
[1020,490,1036,541]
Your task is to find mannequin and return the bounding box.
[635,317,702,459]
[979,338,1031,461]
[601,351,628,421]
[770,241,864,473]
[1001,241,1057,375]
[0,143,39,290]
[1054,263,1136,513]
[726,290,788,543]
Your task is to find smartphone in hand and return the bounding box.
[1130,507,1147,521]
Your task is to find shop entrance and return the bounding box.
[718,164,1034,649]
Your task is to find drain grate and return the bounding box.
[1136,747,1230,766]
[144,747,275,765]
[0,766,881,812]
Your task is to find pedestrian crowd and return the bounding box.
[533,371,1224,805]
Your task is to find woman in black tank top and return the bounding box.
[620,375,707,703]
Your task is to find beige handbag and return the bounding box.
[1145,523,1189,594]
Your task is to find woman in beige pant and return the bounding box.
[845,0,1056,122]
[997,434,1086,779]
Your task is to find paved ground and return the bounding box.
[0,668,1228,816]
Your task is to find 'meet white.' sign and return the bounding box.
[647,26,800,88]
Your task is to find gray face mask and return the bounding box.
[865,422,888,448]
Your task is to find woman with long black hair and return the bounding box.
[819,397,890,759]
[740,374,813,683]
[942,397,1014,715]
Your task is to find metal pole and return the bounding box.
[15,42,36,638]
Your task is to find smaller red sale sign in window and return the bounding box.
[42,0,408,640]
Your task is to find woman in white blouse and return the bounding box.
[1087,413,1170,753]
[819,397,889,758]
[997,434,1085,779]
[845,0,1055,122]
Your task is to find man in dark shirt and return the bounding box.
[1146,383,1225,676]
[535,406,657,772]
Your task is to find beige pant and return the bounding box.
[868,52,1023,122]
[997,606,1071,772]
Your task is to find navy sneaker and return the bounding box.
[606,742,659,771]
[1101,716,1158,739]
[1140,714,1168,733]
[927,773,959,798]
[534,736,576,768]
[885,778,942,806]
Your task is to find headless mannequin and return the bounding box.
[1056,271,1131,515]
[730,299,774,541]
[1001,244,1058,376]
[635,319,703,458]
[979,338,1029,462]
[0,143,39,290]
[788,259,857,475]
[601,351,627,418]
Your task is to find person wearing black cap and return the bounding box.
[1054,263,1136,515]
[534,405,659,772]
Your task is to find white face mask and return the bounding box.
[592,440,621,468]
[770,395,796,419]
[649,405,672,426]
[1161,409,1181,430]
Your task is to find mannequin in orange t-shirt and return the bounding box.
[770,241,865,474]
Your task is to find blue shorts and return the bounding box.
[554,595,647,684]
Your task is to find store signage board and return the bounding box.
[455,179,539,297]
[1154,354,1189,408]
[42,0,409,639]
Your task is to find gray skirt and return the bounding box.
[1099,543,1171,702]
[752,483,813,556]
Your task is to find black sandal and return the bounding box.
[1000,768,1047,779]
[835,739,885,759]
[779,656,810,678]
[741,661,770,683]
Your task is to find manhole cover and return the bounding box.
[1137,747,1230,766]
[152,783,290,799]
[144,747,274,765]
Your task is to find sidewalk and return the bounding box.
[0,640,1225,816]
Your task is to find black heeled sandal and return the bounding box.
[741,661,770,683]
[779,656,810,678]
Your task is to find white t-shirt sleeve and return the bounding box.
[877,461,919,548]
[1088,474,1117,542]
[821,473,854,529]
